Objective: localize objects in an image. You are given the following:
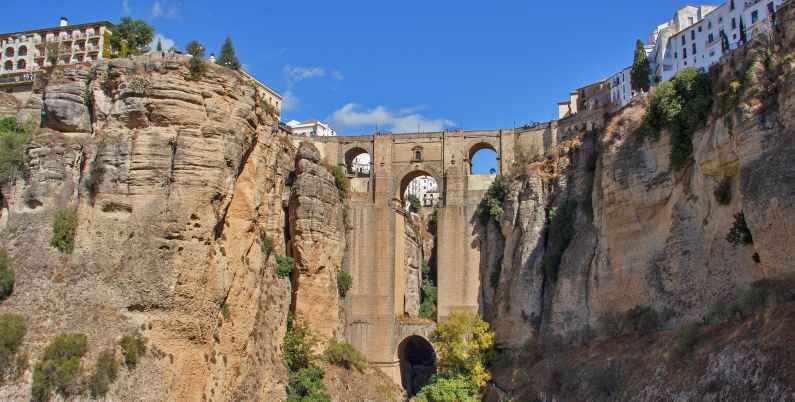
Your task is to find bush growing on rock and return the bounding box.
[283,317,330,401]
[0,313,26,379]
[31,333,88,401]
[276,255,294,279]
[186,40,208,80]
[323,339,367,372]
[0,117,30,184]
[414,374,479,402]
[726,211,753,246]
[0,249,15,301]
[87,349,118,398]
[51,208,78,254]
[714,176,733,205]
[119,332,147,368]
[477,176,507,224]
[287,366,331,402]
[543,200,577,282]
[330,166,349,199]
[671,323,701,362]
[337,270,352,298]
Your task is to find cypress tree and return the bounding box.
[218,37,241,70]
[630,39,651,93]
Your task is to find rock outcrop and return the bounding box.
[289,141,347,344]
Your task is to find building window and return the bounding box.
[768,2,775,14]
[709,33,714,42]
[751,10,759,24]
[732,18,737,29]
[414,150,422,161]
[730,0,735,10]
[16,59,26,70]
[683,47,688,58]
[4,60,12,71]
[682,36,686,45]
[691,30,696,40]
[674,51,678,59]
[18,46,27,57]
[708,21,712,29]
[4,47,12,58]
[698,26,702,32]
[693,43,697,55]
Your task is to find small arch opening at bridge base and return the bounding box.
[399,335,437,396]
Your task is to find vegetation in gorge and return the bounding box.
[726,211,753,246]
[419,260,438,319]
[87,349,118,398]
[0,249,15,301]
[407,194,422,214]
[477,176,507,224]
[0,313,26,380]
[337,270,353,298]
[119,332,147,368]
[31,333,88,401]
[283,316,331,402]
[51,208,78,254]
[276,255,295,279]
[415,312,495,402]
[0,117,30,184]
[331,166,350,199]
[639,67,712,170]
[323,339,367,372]
[542,200,577,282]
[705,272,795,325]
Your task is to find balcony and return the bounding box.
[0,71,37,86]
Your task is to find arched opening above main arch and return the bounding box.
[344,147,371,177]
[469,143,499,176]
[398,335,436,396]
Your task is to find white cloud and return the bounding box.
[331,70,344,81]
[329,103,455,133]
[122,0,131,15]
[282,90,300,112]
[283,65,326,83]
[149,34,176,51]
[151,0,180,19]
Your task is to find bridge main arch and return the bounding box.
[398,335,436,395]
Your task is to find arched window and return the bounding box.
[17,46,27,57]
[401,171,439,211]
[3,61,12,71]
[4,48,13,58]
[469,143,498,175]
[412,146,423,162]
[16,59,26,70]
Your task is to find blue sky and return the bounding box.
[3,0,695,136]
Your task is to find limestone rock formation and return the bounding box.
[289,141,347,344]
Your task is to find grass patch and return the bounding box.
[119,332,147,369]
[0,313,26,380]
[51,208,78,254]
[323,339,367,372]
[31,333,87,401]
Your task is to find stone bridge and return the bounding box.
[302,126,556,387]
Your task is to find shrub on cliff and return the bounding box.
[283,317,330,401]
[0,117,30,184]
[0,313,26,379]
[670,323,701,362]
[726,211,753,246]
[0,249,15,301]
[640,68,712,170]
[87,349,118,398]
[31,333,88,401]
[477,176,507,224]
[324,339,367,372]
[276,255,294,279]
[337,270,352,298]
[331,166,349,199]
[119,332,147,368]
[287,366,331,402]
[622,305,660,336]
[430,312,495,391]
[51,208,78,254]
[414,374,479,402]
[714,176,733,205]
[186,40,208,80]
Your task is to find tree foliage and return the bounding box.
[51,208,78,254]
[337,270,352,298]
[419,261,437,319]
[414,374,480,402]
[276,255,294,279]
[87,349,118,398]
[283,317,330,402]
[430,312,494,389]
[119,332,147,368]
[31,333,88,401]
[0,117,30,184]
[631,39,651,93]
[0,249,14,301]
[110,17,155,55]
[218,37,241,70]
[477,176,507,224]
[0,313,26,379]
[323,339,367,372]
[186,41,207,80]
[407,194,422,213]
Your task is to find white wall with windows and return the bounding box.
[609,67,634,108]
[286,120,338,137]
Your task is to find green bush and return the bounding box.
[407,194,422,213]
[477,176,507,224]
[337,271,352,298]
[276,255,294,279]
[84,156,104,204]
[0,313,26,378]
[87,349,118,398]
[622,305,660,336]
[330,166,349,199]
[671,323,701,361]
[714,177,733,205]
[414,374,479,402]
[186,40,207,80]
[286,366,331,402]
[283,316,318,372]
[0,117,30,184]
[119,333,147,368]
[640,68,712,170]
[51,208,78,254]
[260,233,274,259]
[323,339,367,372]
[726,211,753,246]
[0,249,15,301]
[221,302,231,320]
[542,200,577,282]
[31,333,88,401]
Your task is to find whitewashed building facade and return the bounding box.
[286,120,338,137]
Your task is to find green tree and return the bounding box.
[218,36,241,70]
[31,333,88,401]
[185,41,208,80]
[110,17,155,55]
[414,375,479,402]
[430,312,494,389]
[51,208,78,254]
[186,41,205,58]
[631,39,651,93]
[407,194,422,213]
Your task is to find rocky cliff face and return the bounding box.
[485,7,795,400]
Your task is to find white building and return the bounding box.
[405,176,440,209]
[609,67,634,108]
[661,0,786,81]
[351,153,371,176]
[1,17,113,75]
[286,119,337,137]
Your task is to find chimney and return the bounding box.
[59,17,69,27]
